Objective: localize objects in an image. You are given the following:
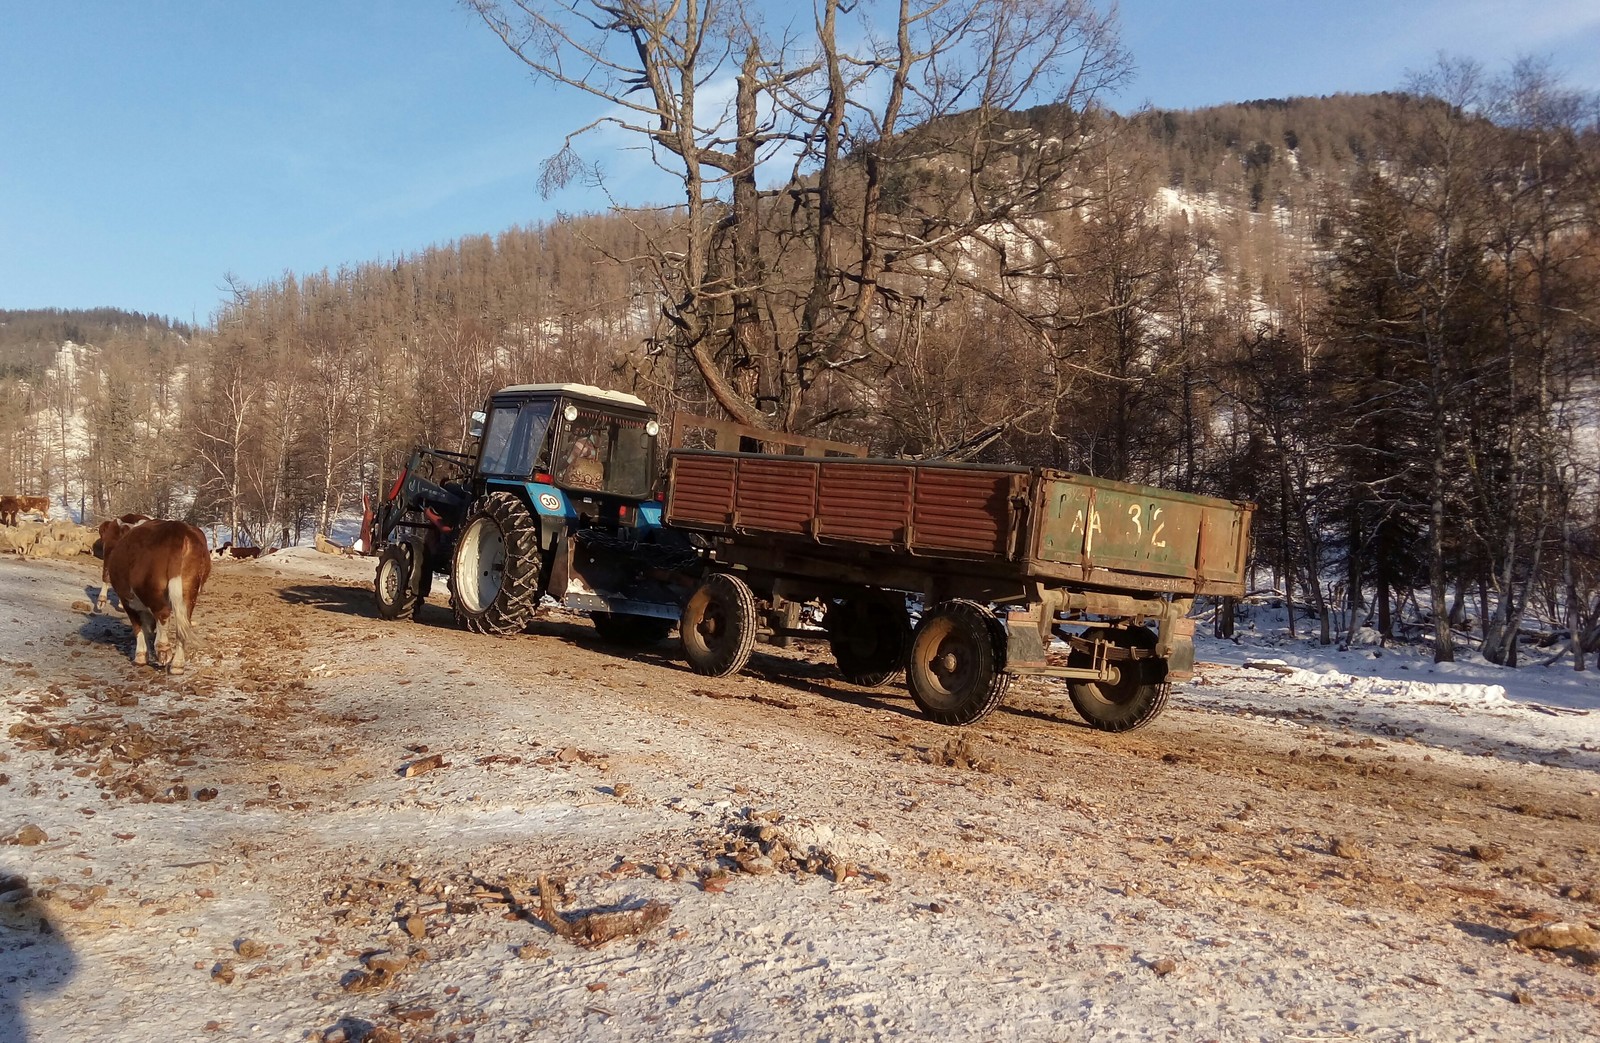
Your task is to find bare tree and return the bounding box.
[466,0,1128,435]
[189,345,259,541]
[1474,59,1600,665]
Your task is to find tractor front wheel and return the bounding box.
[450,493,542,636]
[374,544,416,621]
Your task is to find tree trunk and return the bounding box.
[1429,408,1454,662]
[1215,597,1236,640]
[1279,460,1295,638]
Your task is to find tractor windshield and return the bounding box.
[478,400,555,477]
[553,407,656,499]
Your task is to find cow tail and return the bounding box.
[167,564,196,651]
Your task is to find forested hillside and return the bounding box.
[2,9,1596,668]
[0,309,194,518]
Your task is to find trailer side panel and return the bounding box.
[668,454,1019,562]
[666,452,1251,595]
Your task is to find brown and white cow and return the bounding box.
[103,520,211,674]
[18,495,49,519]
[94,513,153,612]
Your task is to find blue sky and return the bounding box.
[3,0,1597,327]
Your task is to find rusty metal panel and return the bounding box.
[731,458,819,534]
[908,467,1012,557]
[665,454,738,529]
[816,463,914,543]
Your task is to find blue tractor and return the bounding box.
[366,383,693,643]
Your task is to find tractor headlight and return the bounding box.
[645,420,660,436]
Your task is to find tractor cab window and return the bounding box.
[478,400,555,478]
[554,408,655,498]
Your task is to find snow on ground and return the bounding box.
[2,554,1598,1042]
[1184,601,1600,775]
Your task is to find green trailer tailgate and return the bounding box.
[1033,472,1251,595]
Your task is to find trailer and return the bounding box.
[663,452,1253,731]
[367,386,1252,734]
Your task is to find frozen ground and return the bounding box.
[2,549,1597,1042]
[1191,601,1600,773]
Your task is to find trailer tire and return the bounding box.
[827,593,910,687]
[907,600,1011,725]
[450,492,541,636]
[681,573,758,677]
[1068,625,1169,732]
[591,611,675,646]
[374,544,417,621]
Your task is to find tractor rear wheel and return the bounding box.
[907,600,1011,725]
[827,593,910,687]
[681,573,758,677]
[374,544,416,621]
[1068,625,1169,732]
[450,492,541,636]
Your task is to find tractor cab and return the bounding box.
[473,384,661,504]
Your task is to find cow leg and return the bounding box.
[126,592,154,666]
[129,613,150,666]
[141,612,160,667]
[153,610,173,668]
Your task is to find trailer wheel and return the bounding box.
[591,611,675,646]
[907,600,1011,725]
[450,492,541,636]
[827,594,910,687]
[681,573,758,677]
[1068,625,1169,732]
[374,544,416,621]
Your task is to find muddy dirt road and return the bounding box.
[2,550,1597,1042]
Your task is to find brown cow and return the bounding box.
[95,513,153,612]
[104,520,211,674]
[0,496,17,526]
